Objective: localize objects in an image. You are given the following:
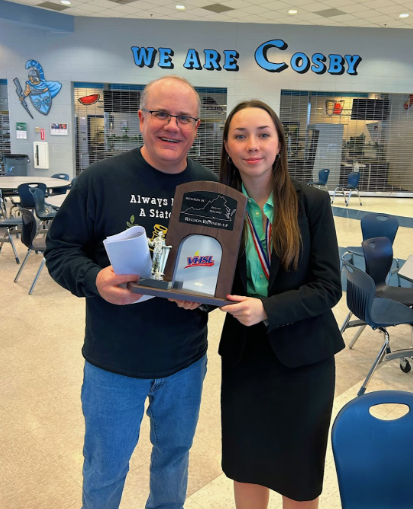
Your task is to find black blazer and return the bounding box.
[219,181,345,368]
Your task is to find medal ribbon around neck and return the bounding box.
[246,213,272,280]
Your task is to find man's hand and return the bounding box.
[220,295,268,326]
[168,299,201,310]
[96,266,143,305]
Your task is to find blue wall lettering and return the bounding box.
[131,47,157,68]
[183,49,202,70]
[158,48,174,69]
[311,53,327,74]
[204,49,221,71]
[328,54,345,75]
[290,52,310,74]
[254,39,288,72]
[223,50,239,71]
[130,43,362,76]
[345,55,362,75]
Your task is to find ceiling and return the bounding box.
[6,0,413,29]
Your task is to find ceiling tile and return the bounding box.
[201,3,235,12]
[315,7,347,16]
[239,4,271,13]
[4,0,413,29]
[298,2,327,11]
[343,3,376,12]
[37,1,70,11]
[222,0,254,8]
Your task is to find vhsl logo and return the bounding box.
[185,251,215,269]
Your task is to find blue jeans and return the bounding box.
[81,355,207,509]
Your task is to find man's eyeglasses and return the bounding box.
[141,109,199,129]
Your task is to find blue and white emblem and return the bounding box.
[14,60,62,117]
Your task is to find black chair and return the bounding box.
[331,171,362,206]
[0,189,22,264]
[342,261,413,396]
[10,183,48,216]
[332,390,413,509]
[14,208,46,294]
[29,187,57,226]
[49,173,70,196]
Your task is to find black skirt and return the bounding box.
[221,324,335,502]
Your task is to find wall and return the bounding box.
[0,17,413,178]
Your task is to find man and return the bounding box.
[45,75,217,509]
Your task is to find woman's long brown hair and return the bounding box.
[220,100,301,271]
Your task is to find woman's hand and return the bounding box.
[168,299,201,310]
[220,295,268,326]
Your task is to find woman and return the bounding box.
[219,100,345,509]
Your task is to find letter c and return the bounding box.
[254,39,288,73]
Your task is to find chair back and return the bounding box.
[51,173,69,180]
[318,168,330,185]
[17,183,47,208]
[332,390,413,509]
[19,208,38,249]
[0,188,5,218]
[342,261,377,328]
[362,237,393,287]
[50,173,70,195]
[347,171,360,188]
[361,212,399,244]
[29,187,48,217]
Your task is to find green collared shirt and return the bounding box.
[242,184,274,298]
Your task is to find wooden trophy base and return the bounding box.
[127,280,231,307]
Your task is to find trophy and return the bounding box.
[136,231,173,290]
[128,181,247,306]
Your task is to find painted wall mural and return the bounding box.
[14,60,62,117]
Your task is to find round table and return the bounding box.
[45,193,68,209]
[0,176,70,191]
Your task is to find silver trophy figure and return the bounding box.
[148,231,172,281]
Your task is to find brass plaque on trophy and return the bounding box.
[128,181,247,306]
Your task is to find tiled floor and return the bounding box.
[0,195,412,509]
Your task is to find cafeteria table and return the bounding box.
[0,176,69,192]
[45,193,67,209]
[398,255,413,285]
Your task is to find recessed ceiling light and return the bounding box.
[399,13,409,17]
[288,9,298,14]
[176,4,185,9]
[61,0,71,4]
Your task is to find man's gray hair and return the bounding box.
[140,75,201,118]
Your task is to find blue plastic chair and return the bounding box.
[342,261,413,395]
[307,169,330,191]
[0,189,23,264]
[14,208,47,294]
[10,183,48,216]
[332,390,413,509]
[332,171,362,206]
[49,173,70,196]
[343,237,411,350]
[341,212,400,265]
[29,187,57,225]
[340,213,401,340]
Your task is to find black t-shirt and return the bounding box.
[45,148,218,378]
